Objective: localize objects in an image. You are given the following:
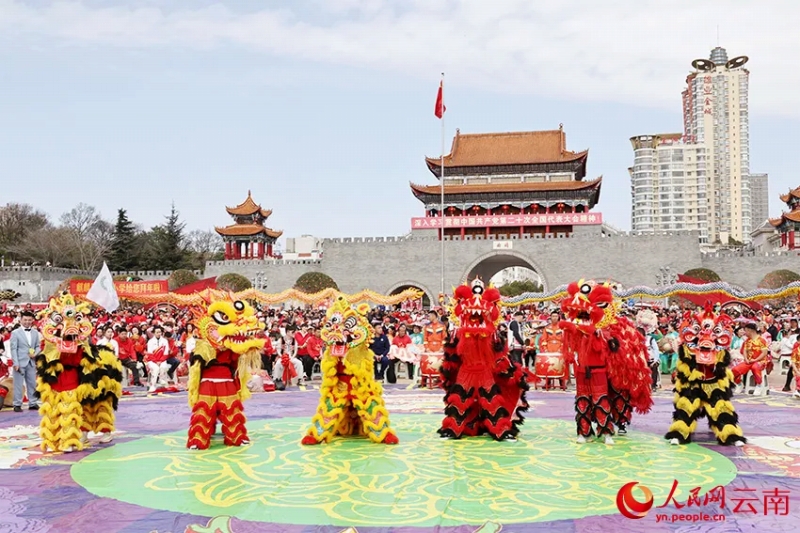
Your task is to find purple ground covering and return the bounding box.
[1,384,799,533]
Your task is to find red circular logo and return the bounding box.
[616,481,654,519]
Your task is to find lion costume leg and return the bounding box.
[439,386,481,439]
[702,377,746,446]
[219,395,249,446]
[354,383,398,445]
[609,384,632,431]
[187,397,216,450]
[665,383,703,444]
[82,397,116,437]
[302,388,349,445]
[39,387,84,453]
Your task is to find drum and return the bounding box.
[534,352,567,390]
[419,352,444,388]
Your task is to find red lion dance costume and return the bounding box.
[187,293,265,450]
[560,280,652,444]
[438,279,530,441]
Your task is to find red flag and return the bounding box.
[434,81,445,119]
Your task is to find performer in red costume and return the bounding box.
[186,293,264,450]
[560,280,652,445]
[438,279,531,441]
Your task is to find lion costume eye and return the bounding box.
[344,316,357,330]
[596,302,608,309]
[212,311,231,325]
[75,313,83,321]
[51,312,63,324]
[580,284,591,294]
[233,301,245,312]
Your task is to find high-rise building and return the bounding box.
[749,173,770,227]
[682,47,751,244]
[629,133,708,242]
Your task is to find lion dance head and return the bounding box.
[560,280,619,336]
[635,309,659,335]
[680,303,733,367]
[321,295,372,358]
[452,279,501,337]
[191,291,266,354]
[38,291,93,354]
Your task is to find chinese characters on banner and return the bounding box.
[704,75,713,115]
[70,280,168,298]
[411,212,603,229]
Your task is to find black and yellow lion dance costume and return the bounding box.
[36,292,122,453]
[665,304,745,446]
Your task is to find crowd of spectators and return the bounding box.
[1,298,799,403]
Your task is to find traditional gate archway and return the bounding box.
[386,281,435,308]
[461,251,548,291]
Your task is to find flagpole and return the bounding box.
[440,72,445,299]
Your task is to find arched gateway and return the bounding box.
[386,281,435,308]
[462,251,548,290]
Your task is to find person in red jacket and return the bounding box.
[117,329,142,386]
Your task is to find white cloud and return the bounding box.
[1,0,798,116]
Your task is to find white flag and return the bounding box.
[86,262,120,312]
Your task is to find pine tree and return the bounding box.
[109,208,137,271]
[149,203,190,270]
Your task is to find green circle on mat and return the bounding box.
[71,415,736,527]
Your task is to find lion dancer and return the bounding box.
[666,304,745,446]
[187,294,264,450]
[438,279,530,442]
[560,280,652,444]
[302,295,398,445]
[36,292,122,452]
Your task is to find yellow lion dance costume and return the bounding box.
[36,292,123,453]
[187,292,264,450]
[302,295,398,445]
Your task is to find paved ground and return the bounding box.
[1,377,799,533]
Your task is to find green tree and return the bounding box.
[216,273,252,292]
[109,208,138,271]
[294,272,338,293]
[146,203,190,271]
[498,279,543,297]
[169,269,200,291]
[683,268,721,283]
[758,269,800,289]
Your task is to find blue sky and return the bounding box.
[1,1,798,243]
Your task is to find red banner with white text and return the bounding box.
[70,280,168,298]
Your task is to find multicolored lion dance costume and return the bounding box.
[665,304,746,446]
[438,279,530,441]
[36,292,122,452]
[187,293,264,450]
[560,280,652,444]
[302,295,398,445]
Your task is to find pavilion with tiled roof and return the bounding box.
[769,185,800,250]
[412,126,603,240]
[216,191,282,260]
